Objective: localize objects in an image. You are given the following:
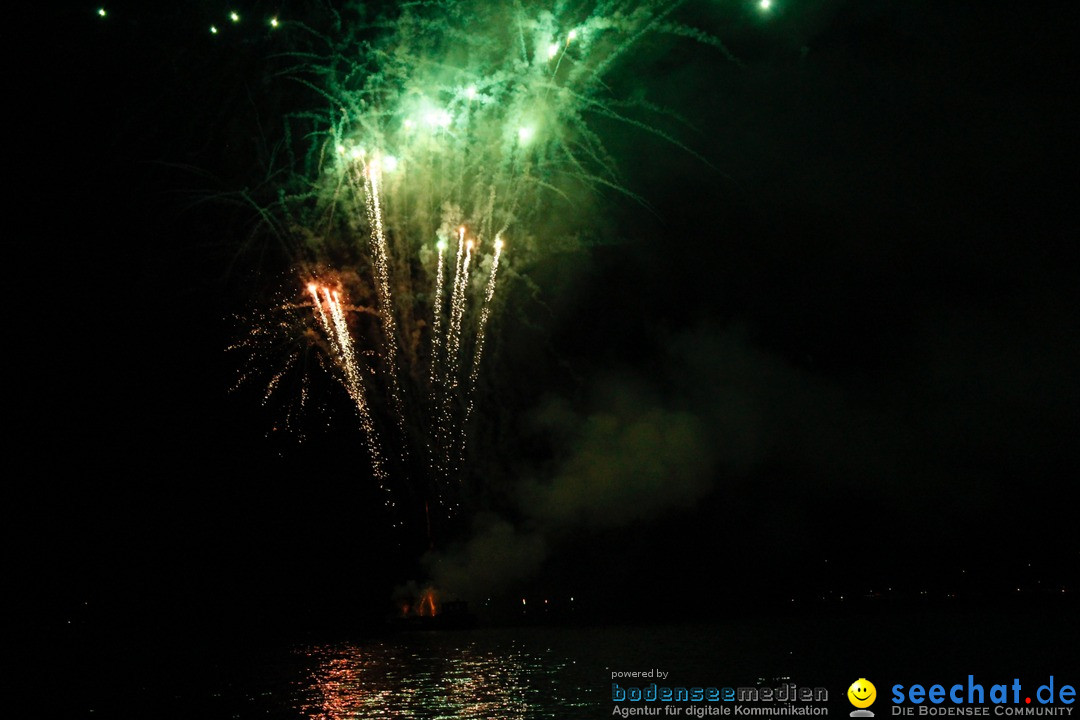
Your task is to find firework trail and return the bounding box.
[429,227,475,477]
[428,236,451,485]
[307,283,332,339]
[228,301,316,439]
[359,158,410,464]
[323,286,388,485]
[445,231,474,394]
[429,239,448,389]
[429,227,467,476]
[466,234,505,421]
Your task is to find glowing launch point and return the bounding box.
[547,43,561,59]
[465,85,478,100]
[759,0,772,10]
[269,17,279,28]
[382,155,399,172]
[210,25,218,34]
[97,7,107,18]
[229,11,240,23]
[518,126,535,143]
[420,590,437,616]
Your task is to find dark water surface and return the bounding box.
[70,610,1078,719]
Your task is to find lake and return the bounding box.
[67,610,1078,719]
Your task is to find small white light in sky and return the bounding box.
[230,11,240,23]
[425,110,452,128]
[547,43,560,59]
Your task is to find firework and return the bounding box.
[230,0,731,532]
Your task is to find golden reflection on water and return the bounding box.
[294,635,590,719]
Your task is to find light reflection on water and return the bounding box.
[292,632,596,719]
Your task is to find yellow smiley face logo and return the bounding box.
[848,679,877,708]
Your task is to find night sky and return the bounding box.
[19,0,1078,657]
